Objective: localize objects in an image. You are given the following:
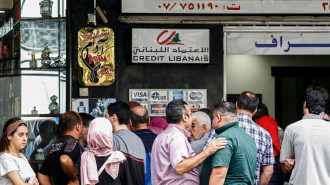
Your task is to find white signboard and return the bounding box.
[131,90,149,101]
[227,32,330,55]
[132,29,209,64]
[129,89,207,116]
[122,0,330,14]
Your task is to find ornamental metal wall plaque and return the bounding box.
[78,27,115,86]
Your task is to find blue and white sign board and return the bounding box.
[132,29,209,64]
[129,89,207,116]
[227,32,330,55]
[123,0,330,14]
[131,90,149,101]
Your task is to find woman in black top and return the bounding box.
[80,118,127,185]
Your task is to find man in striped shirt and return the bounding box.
[236,91,275,185]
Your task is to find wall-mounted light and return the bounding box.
[39,0,53,18]
[95,6,109,24]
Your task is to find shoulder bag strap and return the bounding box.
[97,156,110,176]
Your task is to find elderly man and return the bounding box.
[190,111,212,155]
[280,86,330,185]
[200,101,257,185]
[151,100,227,185]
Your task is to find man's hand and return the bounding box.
[281,158,295,173]
[205,138,227,155]
[284,159,295,171]
[174,138,227,175]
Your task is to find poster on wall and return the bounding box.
[77,27,115,86]
[72,98,116,117]
[72,98,89,113]
[129,89,207,116]
[122,0,330,14]
[132,29,209,64]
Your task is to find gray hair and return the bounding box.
[192,111,211,132]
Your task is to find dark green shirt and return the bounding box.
[200,122,257,185]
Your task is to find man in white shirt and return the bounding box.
[280,86,330,185]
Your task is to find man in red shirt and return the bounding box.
[254,103,281,185]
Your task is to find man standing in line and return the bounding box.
[38,111,84,185]
[106,101,145,185]
[129,106,157,185]
[151,100,227,185]
[200,101,257,185]
[236,91,275,185]
[254,103,281,185]
[78,113,95,151]
[190,111,212,155]
[280,86,330,185]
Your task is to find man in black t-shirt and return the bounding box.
[37,111,84,185]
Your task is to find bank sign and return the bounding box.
[132,29,210,64]
[122,0,330,14]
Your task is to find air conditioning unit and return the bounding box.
[0,0,13,9]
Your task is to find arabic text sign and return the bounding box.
[78,27,115,86]
[122,0,330,14]
[132,29,209,64]
[227,32,330,55]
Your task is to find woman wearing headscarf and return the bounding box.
[80,117,126,185]
[149,117,168,135]
[0,118,39,185]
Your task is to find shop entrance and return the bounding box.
[224,27,330,128]
[272,67,330,128]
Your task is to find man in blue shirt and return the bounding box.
[129,106,157,185]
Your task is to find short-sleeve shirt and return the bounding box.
[39,135,83,185]
[280,114,330,185]
[113,129,146,165]
[113,129,145,185]
[134,129,157,185]
[238,114,275,185]
[200,122,257,185]
[0,153,36,185]
[151,124,199,185]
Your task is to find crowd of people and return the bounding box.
[0,85,329,185]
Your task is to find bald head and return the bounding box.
[129,106,149,130]
[131,106,147,116]
[129,101,141,110]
